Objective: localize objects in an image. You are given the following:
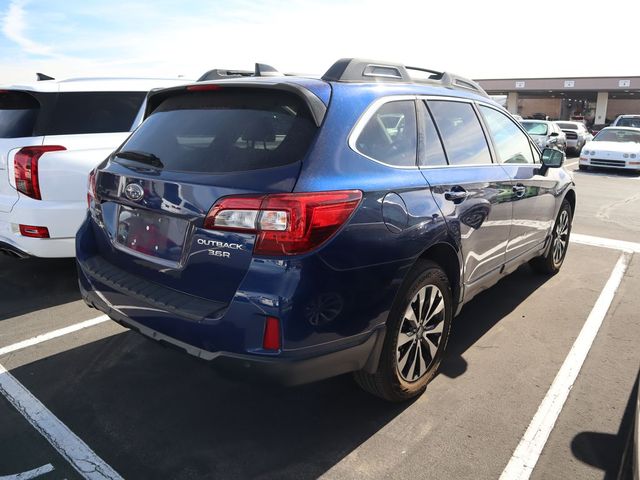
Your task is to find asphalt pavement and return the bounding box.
[0,157,638,480]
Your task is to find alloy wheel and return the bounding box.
[396,285,446,382]
[552,209,570,266]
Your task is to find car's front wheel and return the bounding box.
[530,199,573,274]
[354,260,453,402]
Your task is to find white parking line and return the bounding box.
[0,316,109,357]
[564,160,579,168]
[500,252,631,480]
[0,363,122,480]
[0,464,54,480]
[571,233,640,253]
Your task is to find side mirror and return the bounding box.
[540,148,565,175]
[549,131,559,137]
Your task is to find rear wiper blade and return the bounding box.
[115,150,163,168]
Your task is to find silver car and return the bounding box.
[521,120,567,151]
[556,121,593,154]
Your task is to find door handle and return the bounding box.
[513,184,526,198]
[444,188,468,202]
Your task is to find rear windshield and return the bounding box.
[522,122,548,136]
[616,117,640,128]
[0,91,40,138]
[42,92,146,135]
[116,89,317,173]
[556,122,578,130]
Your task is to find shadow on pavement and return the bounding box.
[439,264,551,379]
[571,371,639,480]
[0,256,81,320]
[9,331,413,479]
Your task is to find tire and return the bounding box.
[578,164,590,171]
[529,199,572,275]
[354,260,453,402]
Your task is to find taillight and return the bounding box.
[204,190,363,255]
[87,168,97,208]
[14,146,66,200]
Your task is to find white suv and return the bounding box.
[0,77,186,258]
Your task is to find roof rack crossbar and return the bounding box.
[321,58,489,98]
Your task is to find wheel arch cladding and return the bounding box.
[418,242,462,307]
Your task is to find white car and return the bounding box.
[579,127,640,172]
[0,77,187,258]
[611,114,640,128]
[555,121,593,154]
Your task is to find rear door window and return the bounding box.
[427,100,492,166]
[479,106,534,164]
[0,91,39,138]
[417,101,447,167]
[355,100,417,167]
[116,89,317,173]
[41,92,146,135]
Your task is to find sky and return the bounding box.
[1,0,639,84]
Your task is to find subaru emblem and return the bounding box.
[124,183,144,201]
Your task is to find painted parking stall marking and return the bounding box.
[0,464,55,480]
[500,251,631,480]
[0,315,109,356]
[0,363,122,480]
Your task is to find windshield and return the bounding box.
[117,89,317,173]
[616,117,640,128]
[522,122,548,136]
[556,122,578,130]
[0,91,40,138]
[594,128,640,143]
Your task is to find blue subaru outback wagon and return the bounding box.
[77,59,575,401]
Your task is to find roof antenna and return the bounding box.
[36,73,55,81]
[254,63,282,77]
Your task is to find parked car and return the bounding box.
[521,120,567,151]
[555,121,593,154]
[76,58,576,402]
[579,127,640,172]
[0,76,187,258]
[611,114,640,128]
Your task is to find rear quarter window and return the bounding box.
[116,89,317,173]
[0,91,40,138]
[40,92,146,135]
[355,100,417,167]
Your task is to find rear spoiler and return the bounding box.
[144,81,327,127]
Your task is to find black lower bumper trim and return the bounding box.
[0,241,29,259]
[81,286,385,386]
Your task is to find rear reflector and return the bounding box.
[19,224,50,238]
[263,316,281,351]
[204,190,363,255]
[14,145,66,200]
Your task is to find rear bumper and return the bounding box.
[0,197,85,258]
[80,278,385,386]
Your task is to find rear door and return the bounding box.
[477,104,557,261]
[418,99,513,288]
[0,90,44,213]
[91,87,319,306]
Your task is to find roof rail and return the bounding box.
[198,63,283,82]
[321,58,489,98]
